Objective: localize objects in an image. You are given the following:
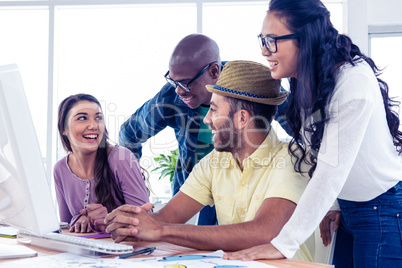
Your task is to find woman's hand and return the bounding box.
[70,215,91,233]
[223,243,285,261]
[81,204,108,233]
[319,210,340,246]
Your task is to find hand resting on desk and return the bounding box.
[81,204,109,233]
[72,203,110,233]
[69,214,91,233]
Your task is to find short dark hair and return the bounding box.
[225,96,277,130]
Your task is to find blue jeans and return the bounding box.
[197,205,218,225]
[334,181,402,267]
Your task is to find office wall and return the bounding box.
[348,0,402,54]
[368,0,402,24]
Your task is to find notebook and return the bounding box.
[0,243,37,259]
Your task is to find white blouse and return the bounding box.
[271,59,402,258]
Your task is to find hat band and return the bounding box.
[213,84,277,99]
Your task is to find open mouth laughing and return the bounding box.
[267,60,278,70]
[83,134,99,142]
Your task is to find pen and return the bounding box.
[117,247,156,259]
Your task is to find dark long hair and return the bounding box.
[268,0,402,177]
[57,93,125,212]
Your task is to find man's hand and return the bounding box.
[81,204,108,233]
[223,243,285,261]
[70,215,91,233]
[105,203,158,243]
[319,210,340,246]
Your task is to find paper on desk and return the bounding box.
[0,253,154,268]
[0,250,275,268]
[0,244,37,259]
[127,250,275,268]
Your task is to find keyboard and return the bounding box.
[17,231,134,256]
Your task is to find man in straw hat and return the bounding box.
[105,60,312,261]
[117,34,290,226]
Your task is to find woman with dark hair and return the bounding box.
[54,93,149,233]
[224,0,402,266]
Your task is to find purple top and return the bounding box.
[53,146,149,227]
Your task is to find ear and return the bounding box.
[234,109,250,130]
[209,63,220,79]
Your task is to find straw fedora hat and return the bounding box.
[206,60,288,105]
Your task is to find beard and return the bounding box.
[213,119,242,154]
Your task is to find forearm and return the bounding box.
[272,99,373,258]
[158,222,277,251]
[118,125,143,158]
[150,192,205,224]
[55,186,73,224]
[156,198,295,250]
[107,198,295,249]
[119,86,174,153]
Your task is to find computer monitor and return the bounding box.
[0,64,59,236]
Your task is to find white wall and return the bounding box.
[368,0,402,25]
[347,0,402,54]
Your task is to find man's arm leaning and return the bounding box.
[105,192,297,251]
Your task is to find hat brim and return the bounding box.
[206,84,289,106]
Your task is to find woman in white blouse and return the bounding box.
[224,0,402,266]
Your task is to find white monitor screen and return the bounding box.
[0,64,59,235]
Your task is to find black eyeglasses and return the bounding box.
[164,61,217,92]
[258,33,298,53]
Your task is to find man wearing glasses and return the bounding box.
[119,34,289,226]
[119,34,222,225]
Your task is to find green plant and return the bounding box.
[151,148,179,183]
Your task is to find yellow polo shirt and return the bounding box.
[180,129,312,262]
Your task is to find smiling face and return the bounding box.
[64,100,105,154]
[203,94,241,153]
[169,63,215,109]
[260,12,299,79]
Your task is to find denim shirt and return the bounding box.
[119,82,201,195]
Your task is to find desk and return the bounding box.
[0,234,333,268]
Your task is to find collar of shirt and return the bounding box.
[224,128,286,169]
